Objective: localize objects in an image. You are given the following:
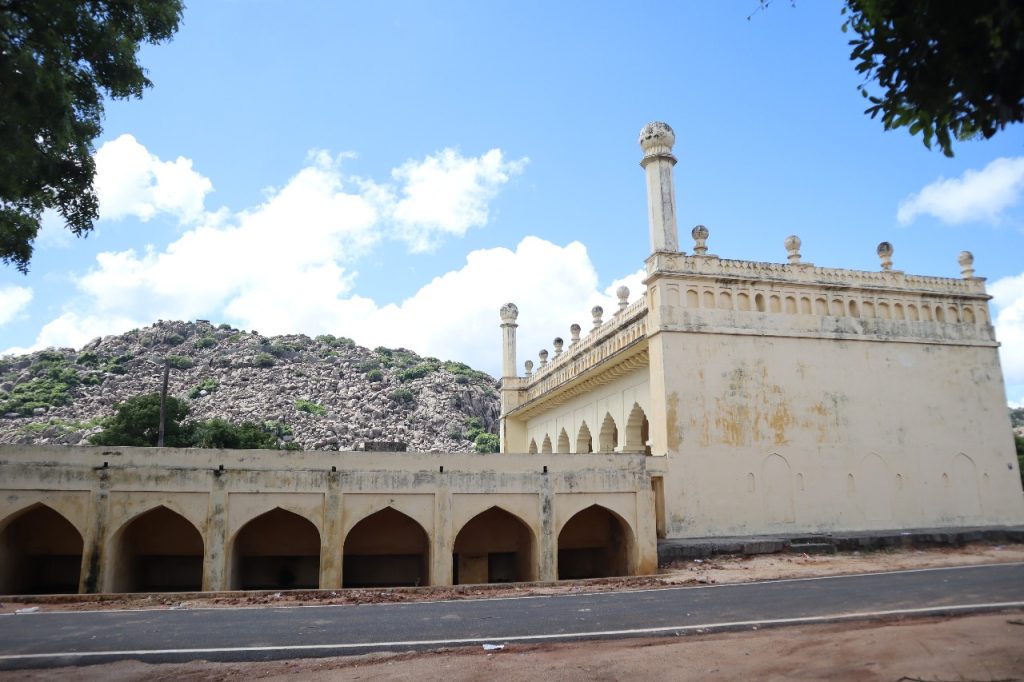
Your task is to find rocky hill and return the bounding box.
[0,320,500,451]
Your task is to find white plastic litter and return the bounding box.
[15,607,39,614]
[482,643,504,651]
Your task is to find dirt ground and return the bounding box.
[2,544,1023,681]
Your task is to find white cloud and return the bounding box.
[391,149,527,252]
[897,157,1024,225]
[0,285,32,326]
[94,134,214,224]
[991,272,1024,406]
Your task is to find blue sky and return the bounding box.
[2,1,1023,403]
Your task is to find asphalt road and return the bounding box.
[1,562,1022,669]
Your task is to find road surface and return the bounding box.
[1,562,1022,670]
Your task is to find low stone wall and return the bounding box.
[0,445,657,595]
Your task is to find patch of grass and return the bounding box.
[389,387,415,404]
[254,353,275,368]
[295,399,326,416]
[399,361,439,382]
[365,369,383,382]
[316,334,355,349]
[188,378,220,399]
[165,355,195,370]
[75,351,99,366]
[194,336,217,349]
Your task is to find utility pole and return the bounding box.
[158,361,169,447]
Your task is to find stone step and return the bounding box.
[788,542,837,555]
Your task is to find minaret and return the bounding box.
[639,121,680,253]
[499,302,518,379]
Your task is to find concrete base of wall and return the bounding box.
[657,525,1024,563]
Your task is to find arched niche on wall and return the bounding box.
[557,505,635,580]
[343,507,429,588]
[230,507,320,590]
[0,504,83,595]
[575,422,593,454]
[109,505,204,593]
[452,507,536,585]
[598,413,618,452]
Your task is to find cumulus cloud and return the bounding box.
[94,134,214,223]
[0,285,32,326]
[391,149,527,251]
[991,272,1024,406]
[897,157,1024,225]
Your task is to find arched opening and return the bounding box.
[769,295,781,313]
[576,421,593,453]
[598,413,618,452]
[736,292,751,311]
[863,301,875,318]
[556,428,571,454]
[541,435,553,454]
[784,296,796,314]
[908,303,919,320]
[963,307,975,323]
[231,508,320,590]
[110,506,203,593]
[558,505,634,579]
[0,505,83,594]
[800,297,812,314]
[452,507,535,584]
[815,298,828,315]
[528,438,538,454]
[878,302,891,319]
[848,300,859,318]
[754,293,765,312]
[343,508,429,588]
[702,290,715,308]
[893,302,904,319]
[718,291,732,310]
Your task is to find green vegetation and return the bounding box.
[365,369,383,382]
[1,356,81,415]
[0,0,184,273]
[295,399,326,416]
[1011,408,1024,429]
[316,334,355,349]
[474,432,500,453]
[268,342,297,357]
[842,1,1024,156]
[191,419,281,449]
[187,377,219,399]
[463,417,487,443]
[164,333,185,346]
[442,360,491,384]
[194,336,217,349]
[254,353,275,368]
[75,351,99,366]
[90,393,192,447]
[164,355,194,370]
[358,359,380,372]
[1016,435,1024,486]
[389,387,415,404]
[90,393,297,450]
[399,362,438,382]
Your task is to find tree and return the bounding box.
[1,0,184,273]
[90,393,192,447]
[843,1,1024,156]
[191,418,281,450]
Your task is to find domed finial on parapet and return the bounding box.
[877,242,894,271]
[591,305,604,329]
[784,235,802,264]
[616,286,630,313]
[692,225,709,255]
[958,251,975,278]
[639,121,676,157]
[538,349,549,367]
[569,323,582,344]
[524,359,534,377]
[499,302,519,324]
[553,337,564,356]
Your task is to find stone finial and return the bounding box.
[691,225,709,255]
[499,302,519,324]
[591,305,604,329]
[538,349,549,366]
[877,242,894,271]
[638,121,676,156]
[616,286,630,312]
[553,337,564,356]
[958,251,975,278]
[524,359,534,377]
[784,235,802,264]
[569,323,581,344]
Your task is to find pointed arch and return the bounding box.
[557,505,635,579]
[452,506,536,584]
[230,507,320,590]
[556,428,571,454]
[575,421,593,453]
[541,435,553,454]
[0,504,83,595]
[343,507,429,587]
[623,403,651,454]
[598,413,618,452]
[108,505,204,593]
[528,438,538,454]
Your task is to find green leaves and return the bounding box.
[844,0,1024,156]
[1,0,184,272]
